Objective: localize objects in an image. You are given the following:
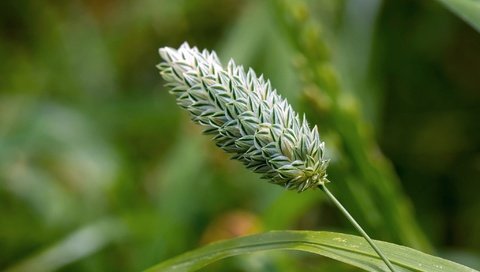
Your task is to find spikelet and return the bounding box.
[158,42,329,191]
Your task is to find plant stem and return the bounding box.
[319,184,397,272]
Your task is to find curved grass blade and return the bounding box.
[144,231,477,272]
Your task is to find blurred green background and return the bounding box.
[1,0,479,271]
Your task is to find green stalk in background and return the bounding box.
[270,0,432,251]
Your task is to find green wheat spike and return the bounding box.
[158,42,329,192]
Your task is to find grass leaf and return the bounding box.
[144,231,477,272]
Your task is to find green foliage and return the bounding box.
[1,0,480,271]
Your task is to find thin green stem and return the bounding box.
[319,184,397,272]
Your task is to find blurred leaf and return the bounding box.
[218,1,269,64]
[5,218,126,272]
[133,130,209,267]
[0,97,119,226]
[145,231,477,272]
[334,0,383,125]
[219,0,300,103]
[437,0,480,33]
[262,190,320,229]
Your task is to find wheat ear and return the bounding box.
[158,42,329,192]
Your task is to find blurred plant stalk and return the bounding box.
[271,0,432,251]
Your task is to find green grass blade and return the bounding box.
[437,0,480,33]
[144,231,477,272]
